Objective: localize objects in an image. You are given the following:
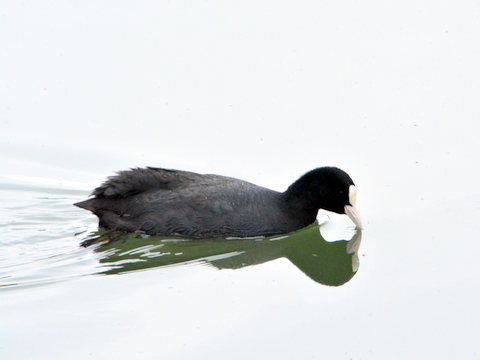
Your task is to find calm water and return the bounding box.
[1,166,479,359]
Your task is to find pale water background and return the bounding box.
[2,2,480,359]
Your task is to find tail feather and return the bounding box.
[74,199,95,211]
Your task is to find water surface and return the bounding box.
[2,1,480,358]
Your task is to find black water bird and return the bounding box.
[75,166,361,239]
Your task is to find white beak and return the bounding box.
[345,185,362,229]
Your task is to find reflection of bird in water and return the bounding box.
[83,221,362,287]
[75,166,361,239]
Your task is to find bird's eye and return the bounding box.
[338,191,343,196]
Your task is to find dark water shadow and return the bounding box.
[83,221,362,287]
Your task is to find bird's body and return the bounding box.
[75,166,361,239]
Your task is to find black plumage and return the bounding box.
[75,166,361,239]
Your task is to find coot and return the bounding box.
[75,166,361,239]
